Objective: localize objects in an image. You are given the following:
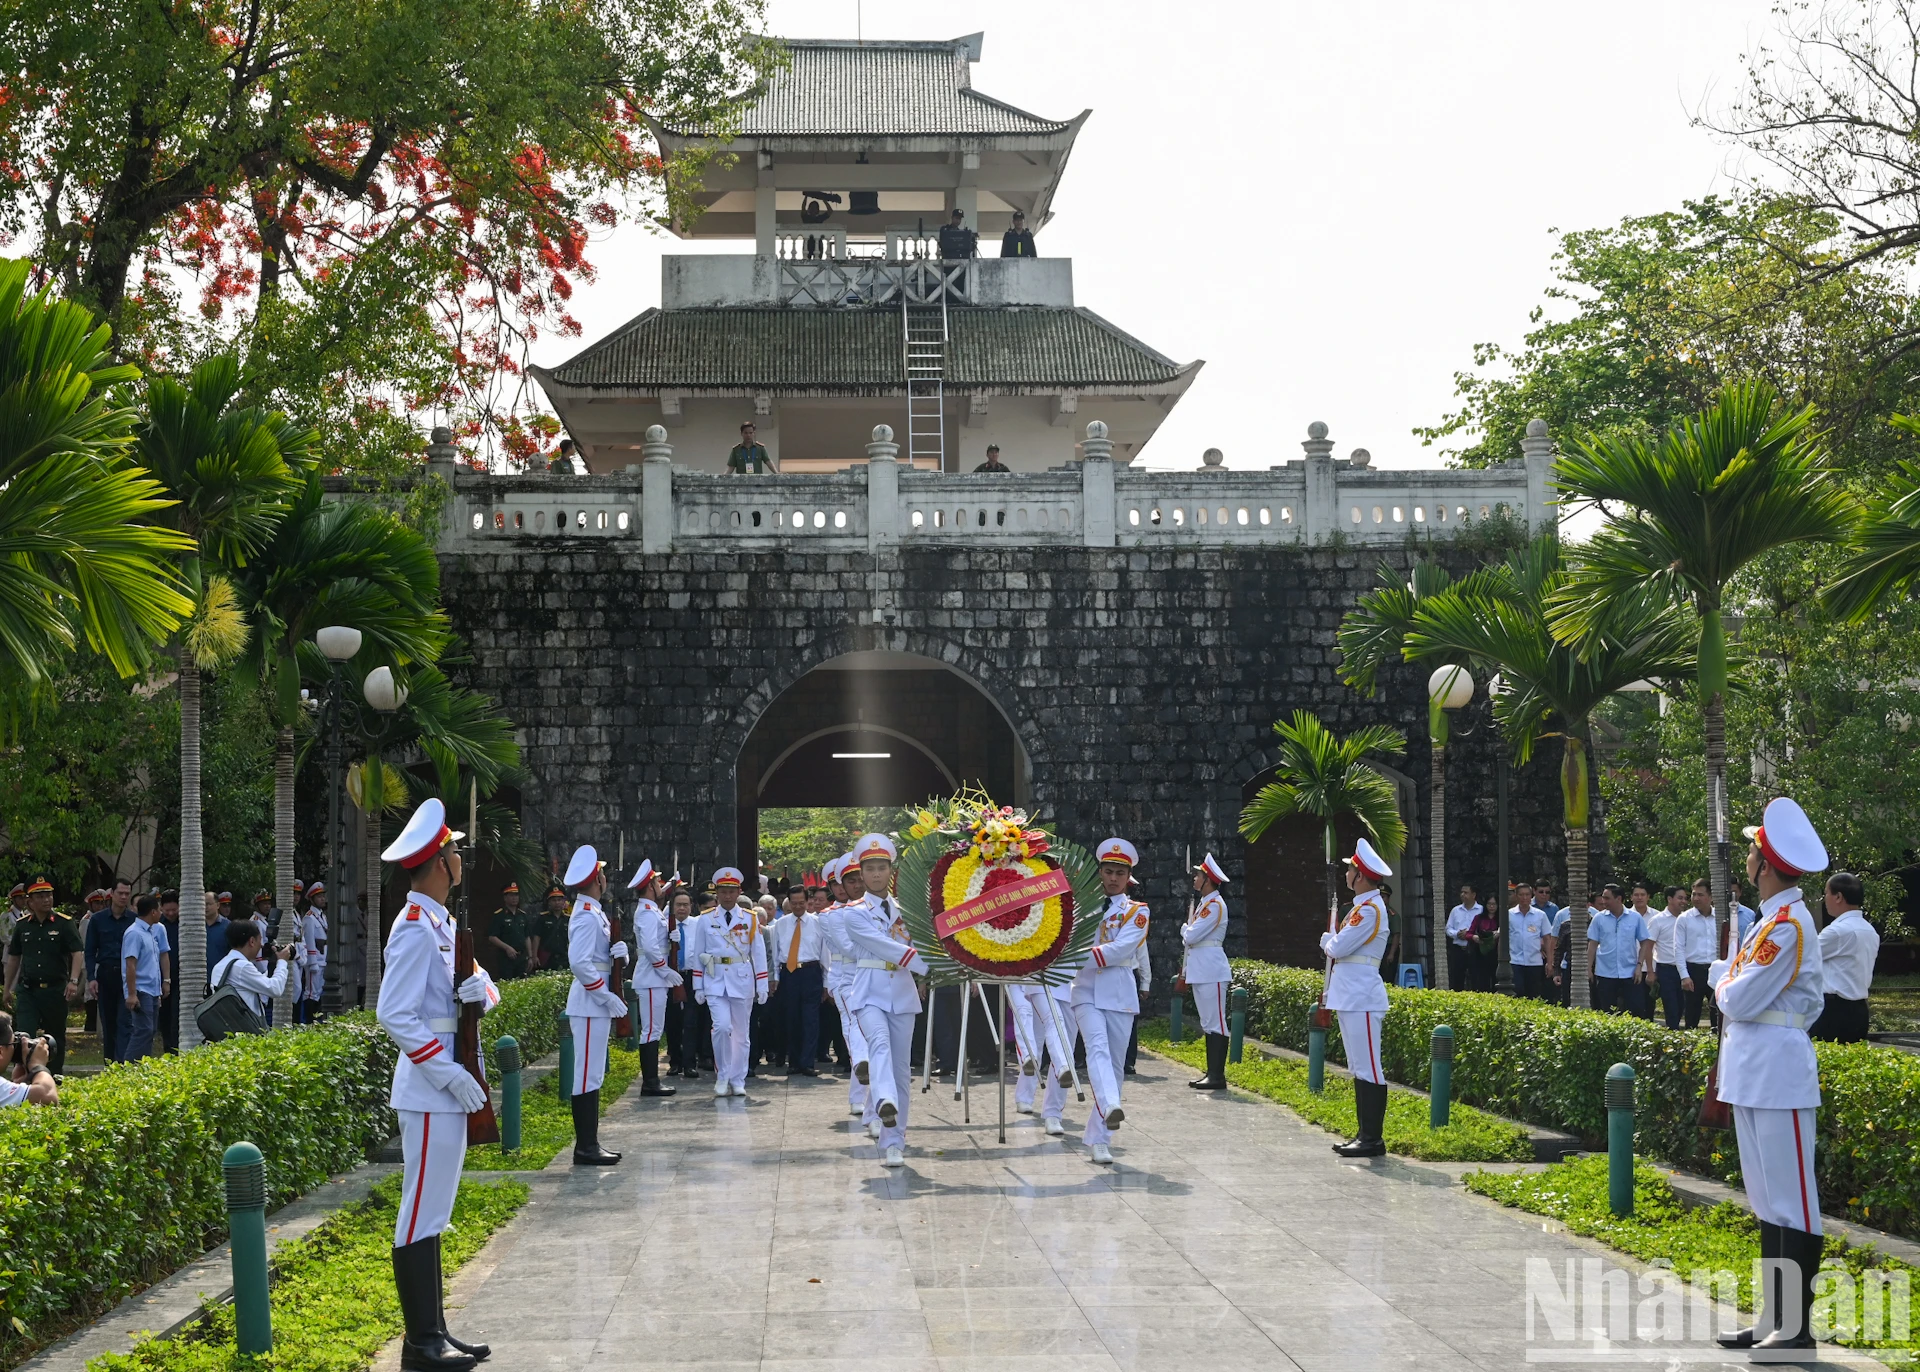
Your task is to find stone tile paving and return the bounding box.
[437,1057,1885,1371]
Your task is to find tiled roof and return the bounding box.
[544,308,1185,391]
[674,38,1073,138]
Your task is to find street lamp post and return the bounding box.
[314,627,362,1016]
[1428,665,1474,986]
[360,667,408,1004]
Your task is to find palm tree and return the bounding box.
[1395,537,1696,1006]
[0,259,193,692]
[1239,711,1408,936]
[1549,383,1857,949]
[137,356,311,1044]
[1825,421,1920,620]
[235,472,448,1019]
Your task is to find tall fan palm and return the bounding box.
[1549,383,1857,949]
[137,355,312,1044]
[0,259,192,695]
[1825,420,1920,620]
[1239,711,1407,932]
[236,472,449,1020]
[1396,537,1696,1006]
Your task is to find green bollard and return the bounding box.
[556,1008,574,1100]
[1429,1025,1454,1128]
[1169,993,1183,1045]
[1606,1062,1636,1217]
[496,1035,523,1154]
[624,986,640,1049]
[1228,987,1247,1064]
[222,1141,272,1354]
[1307,1021,1327,1094]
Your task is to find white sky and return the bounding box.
[537,0,1780,473]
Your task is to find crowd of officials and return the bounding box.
[1442,871,1880,1040]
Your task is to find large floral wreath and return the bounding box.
[895,791,1102,982]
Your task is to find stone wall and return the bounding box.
[438,540,1595,1003]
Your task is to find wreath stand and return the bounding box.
[920,975,1084,1143]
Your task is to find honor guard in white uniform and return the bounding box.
[1038,915,1087,1138]
[819,856,874,1122]
[1008,975,1070,1116]
[1323,839,1392,1159]
[1711,797,1829,1353]
[1183,853,1232,1091]
[300,881,329,1020]
[624,859,682,1097]
[840,834,925,1167]
[1073,839,1150,1164]
[563,845,626,1165]
[687,869,768,1096]
[374,798,499,1372]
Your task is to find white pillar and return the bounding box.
[755,150,776,259]
[1081,420,1116,548]
[1520,417,1555,534]
[1301,421,1337,544]
[641,425,673,554]
[866,425,900,554]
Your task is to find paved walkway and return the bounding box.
[443,1055,1878,1371]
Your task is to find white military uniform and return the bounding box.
[1183,887,1231,1034]
[1321,887,1391,1084]
[1009,981,1070,1113]
[1073,890,1149,1150]
[818,865,872,1116]
[301,904,329,1003]
[688,898,768,1093]
[629,896,679,1044]
[841,884,924,1151]
[377,887,500,1246]
[565,891,627,1096]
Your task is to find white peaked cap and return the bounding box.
[855,833,897,863]
[1196,852,1229,885]
[382,797,464,869]
[625,858,655,891]
[1346,838,1392,881]
[1744,797,1828,878]
[713,867,745,886]
[822,856,843,883]
[564,845,603,886]
[1096,838,1140,867]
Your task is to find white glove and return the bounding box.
[417,1056,489,1112]
[663,968,684,988]
[694,990,706,1005]
[1707,958,1731,989]
[610,942,629,963]
[456,974,490,1004]
[756,990,768,1006]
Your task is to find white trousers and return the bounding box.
[854,1005,915,1150]
[394,1109,465,1246]
[831,981,869,1110]
[303,959,327,1001]
[1041,997,1079,1121]
[1191,981,1228,1036]
[1074,1004,1130,1147]
[632,986,666,1045]
[707,995,750,1090]
[1734,1105,1822,1235]
[1338,1009,1385,1084]
[569,1015,612,1095]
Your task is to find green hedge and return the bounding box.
[0,972,569,1370]
[1217,959,1920,1240]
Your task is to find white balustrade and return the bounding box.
[774,226,848,260]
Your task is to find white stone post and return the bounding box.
[1520,417,1555,534]
[866,425,900,554]
[641,424,673,554]
[1301,421,1337,544]
[426,426,460,551]
[1081,420,1116,547]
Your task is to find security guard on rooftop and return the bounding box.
[2,877,83,1074]
[1000,210,1037,258]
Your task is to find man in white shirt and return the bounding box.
[770,882,826,1075]
[1812,871,1878,1043]
[209,920,295,1020]
[1443,885,1481,992]
[1676,888,1716,1028]
[1646,886,1685,1028]
[1506,881,1553,1001]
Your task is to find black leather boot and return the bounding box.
[571,1089,620,1165]
[1718,1221,1779,1348]
[1334,1081,1388,1158]
[429,1234,490,1361]
[393,1239,476,1371]
[640,1040,675,1096]
[1754,1227,1822,1352]
[1190,1033,1228,1089]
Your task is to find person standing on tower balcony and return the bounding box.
[937,208,977,260]
[727,422,775,473]
[1000,210,1036,257]
[973,444,1010,472]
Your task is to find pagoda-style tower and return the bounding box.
[533,33,1202,473]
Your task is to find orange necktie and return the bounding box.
[785,915,804,972]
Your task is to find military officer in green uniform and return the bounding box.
[3,877,83,1073]
[531,882,568,970]
[487,882,532,979]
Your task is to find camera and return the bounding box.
[8,1033,48,1069]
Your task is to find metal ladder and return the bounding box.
[903,298,947,470]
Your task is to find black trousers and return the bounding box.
[96,970,125,1062]
[1513,965,1546,1000]
[781,961,823,1070]
[1592,975,1631,1014]
[1446,943,1469,991]
[820,992,848,1067]
[1467,947,1498,992]
[1655,963,1684,1029]
[15,984,71,1075]
[1811,994,1870,1043]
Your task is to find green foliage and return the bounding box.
[756,807,900,880]
[147,668,277,901]
[1223,958,1920,1239]
[465,1040,639,1170]
[1827,432,1920,620]
[0,975,564,1367]
[1139,1023,1531,1161]
[1238,710,1407,857]
[88,1174,528,1372]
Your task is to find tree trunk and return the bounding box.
[1429,740,1446,983]
[273,723,298,1026]
[1704,688,1733,958]
[1566,820,1592,1009]
[364,797,385,1005]
[176,663,207,1050]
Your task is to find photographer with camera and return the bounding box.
[3,876,82,1074]
[0,1011,60,1107]
[209,919,296,1020]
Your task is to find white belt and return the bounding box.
[591,960,611,972]
[1750,1010,1810,1029]
[856,959,901,971]
[426,1018,456,1033]
[708,956,740,965]
[1334,954,1382,967]
[1189,937,1225,950]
